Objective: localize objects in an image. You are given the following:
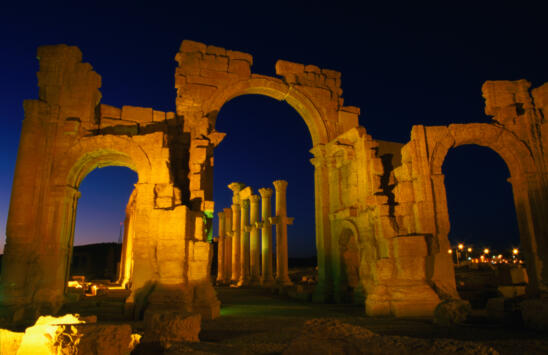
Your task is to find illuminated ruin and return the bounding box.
[0,40,547,324]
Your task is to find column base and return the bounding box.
[276,278,293,287]
[260,278,276,287]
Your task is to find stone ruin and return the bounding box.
[0,40,547,324]
[215,180,293,287]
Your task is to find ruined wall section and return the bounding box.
[274,60,361,136]
[321,127,440,316]
[174,40,361,213]
[393,80,548,297]
[1,45,218,322]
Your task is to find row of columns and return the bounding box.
[215,180,293,286]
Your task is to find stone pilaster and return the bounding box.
[258,188,275,285]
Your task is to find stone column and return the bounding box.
[271,180,293,286]
[258,188,275,285]
[249,194,261,284]
[216,211,225,283]
[238,198,251,286]
[223,207,232,283]
[228,182,245,283]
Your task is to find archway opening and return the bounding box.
[338,228,361,303]
[69,166,137,287]
[442,144,525,307]
[213,94,316,285]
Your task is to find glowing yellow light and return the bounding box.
[497,254,503,259]
[67,281,83,288]
[448,249,453,254]
[513,248,519,255]
[458,243,464,250]
[484,248,490,254]
[467,247,472,252]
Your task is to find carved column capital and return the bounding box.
[228,182,246,204]
[272,180,288,192]
[258,187,273,199]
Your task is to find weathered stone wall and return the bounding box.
[0,45,218,323]
[318,127,440,316]
[393,80,548,297]
[2,40,546,323]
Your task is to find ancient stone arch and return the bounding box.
[2,41,547,324]
[427,124,544,294]
[393,80,548,296]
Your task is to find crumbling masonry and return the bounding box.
[1,40,547,322]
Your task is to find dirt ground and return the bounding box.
[133,287,548,354]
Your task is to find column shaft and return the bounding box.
[249,195,261,284]
[259,188,274,285]
[239,199,250,285]
[216,211,225,283]
[223,207,232,283]
[273,180,291,285]
[231,203,240,282]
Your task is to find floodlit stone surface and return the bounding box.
[1,40,547,321]
[283,318,499,355]
[0,329,23,354]
[143,310,201,347]
[433,299,472,326]
[11,314,134,355]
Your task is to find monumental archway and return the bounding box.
[427,123,542,293]
[2,41,547,324]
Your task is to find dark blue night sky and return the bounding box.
[0,3,546,255]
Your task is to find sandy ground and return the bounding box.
[133,287,548,354]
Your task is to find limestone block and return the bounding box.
[184,83,217,100]
[275,60,305,74]
[180,40,206,54]
[228,59,251,77]
[176,52,202,75]
[202,54,228,72]
[192,281,221,320]
[393,235,428,257]
[338,109,359,133]
[390,285,440,317]
[532,82,548,111]
[191,241,210,262]
[100,103,121,119]
[153,110,166,122]
[304,64,321,73]
[0,329,23,354]
[482,79,532,116]
[122,105,153,123]
[227,49,253,64]
[520,298,548,331]
[497,285,526,298]
[321,68,341,79]
[143,310,201,348]
[73,324,134,355]
[154,188,173,209]
[16,314,83,354]
[433,299,471,326]
[510,267,529,284]
[206,45,226,56]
